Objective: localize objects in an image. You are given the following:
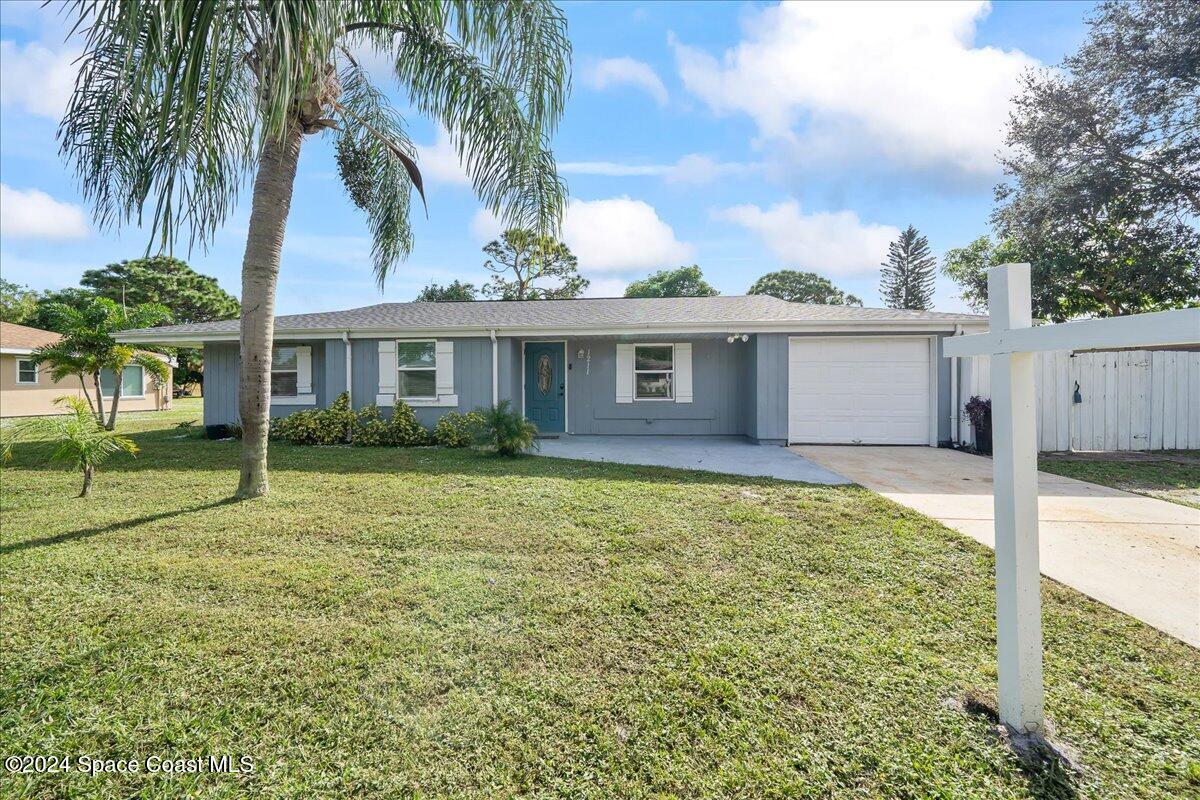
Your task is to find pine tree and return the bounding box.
[880,225,936,310]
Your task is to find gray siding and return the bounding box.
[323,338,347,405]
[497,337,522,407]
[202,342,238,427]
[751,333,789,443]
[202,339,326,426]
[564,336,749,436]
[352,337,492,427]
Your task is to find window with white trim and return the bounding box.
[271,346,299,396]
[396,340,437,398]
[99,365,144,397]
[16,358,38,384]
[634,344,673,400]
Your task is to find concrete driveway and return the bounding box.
[536,435,848,484]
[793,446,1199,647]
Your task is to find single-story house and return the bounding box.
[117,296,988,445]
[0,322,173,417]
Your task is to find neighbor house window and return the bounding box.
[397,340,437,398]
[271,347,298,396]
[99,365,144,397]
[634,345,673,400]
[16,358,37,384]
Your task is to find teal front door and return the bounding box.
[524,342,565,433]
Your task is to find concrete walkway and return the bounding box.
[793,446,1200,647]
[536,435,849,484]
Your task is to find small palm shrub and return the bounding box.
[433,410,485,448]
[474,400,538,456]
[2,396,138,497]
[271,393,356,445]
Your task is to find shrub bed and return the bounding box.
[271,393,486,449]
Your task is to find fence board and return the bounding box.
[1150,351,1165,450]
[1131,352,1150,450]
[1191,354,1200,449]
[1056,351,1071,451]
[1162,352,1177,449]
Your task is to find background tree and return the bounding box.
[879,226,936,310]
[415,280,477,302]
[32,298,171,430]
[941,237,1024,315]
[27,288,97,332]
[0,279,39,324]
[482,229,588,300]
[747,270,862,306]
[60,2,570,499]
[624,265,718,298]
[2,396,138,498]
[80,256,239,391]
[81,257,239,325]
[990,0,1199,320]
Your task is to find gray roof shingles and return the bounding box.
[120,295,987,337]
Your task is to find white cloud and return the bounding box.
[471,197,693,273]
[583,57,669,106]
[415,127,471,186]
[716,200,898,276]
[0,185,90,240]
[564,197,692,272]
[0,39,80,120]
[671,1,1038,177]
[559,162,669,178]
[559,154,757,185]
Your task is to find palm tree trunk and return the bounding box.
[80,464,93,498]
[92,373,106,427]
[236,122,304,499]
[106,368,123,430]
[78,373,97,417]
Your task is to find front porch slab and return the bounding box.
[535,435,849,484]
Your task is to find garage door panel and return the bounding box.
[788,337,931,445]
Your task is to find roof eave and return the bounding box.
[116,317,988,346]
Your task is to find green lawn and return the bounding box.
[1038,451,1200,509]
[2,402,1197,799]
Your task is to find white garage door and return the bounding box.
[788,337,932,445]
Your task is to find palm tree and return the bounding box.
[2,397,138,498]
[32,298,171,430]
[58,2,571,498]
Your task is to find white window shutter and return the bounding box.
[296,346,313,395]
[675,343,693,403]
[436,340,454,395]
[378,340,396,397]
[616,343,634,403]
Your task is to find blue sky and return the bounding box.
[0,1,1093,314]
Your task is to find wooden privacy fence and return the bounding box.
[957,349,1200,452]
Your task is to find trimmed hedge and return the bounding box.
[270,392,453,448]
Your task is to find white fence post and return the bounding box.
[988,264,1045,734]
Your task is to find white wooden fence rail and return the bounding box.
[958,349,1200,452]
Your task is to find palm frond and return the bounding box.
[347,3,569,236]
[333,55,418,285]
[58,0,260,252]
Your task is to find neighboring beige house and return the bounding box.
[0,322,172,418]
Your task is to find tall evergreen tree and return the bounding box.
[879,226,936,310]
